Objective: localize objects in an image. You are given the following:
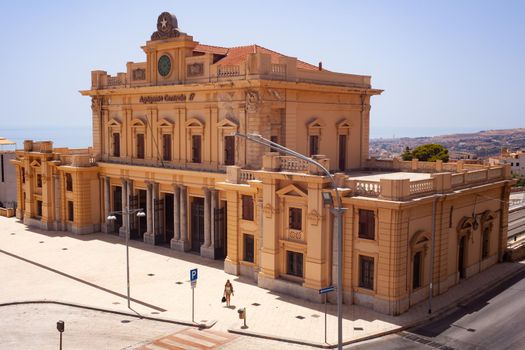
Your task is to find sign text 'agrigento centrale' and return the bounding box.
[140,93,195,104]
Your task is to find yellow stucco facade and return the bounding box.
[11,12,514,315]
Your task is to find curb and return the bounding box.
[227,262,525,348]
[0,300,217,329]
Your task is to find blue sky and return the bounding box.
[0,0,523,145]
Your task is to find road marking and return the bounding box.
[139,328,237,350]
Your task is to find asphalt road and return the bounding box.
[0,303,183,350]
[351,269,525,350]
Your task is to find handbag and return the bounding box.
[221,296,227,303]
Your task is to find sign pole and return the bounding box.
[192,286,195,323]
[324,293,327,343]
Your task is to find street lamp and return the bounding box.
[233,132,345,350]
[107,208,145,309]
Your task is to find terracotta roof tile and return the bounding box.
[193,44,318,71]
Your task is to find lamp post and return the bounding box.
[233,132,345,350]
[108,208,145,309]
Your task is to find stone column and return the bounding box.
[172,185,190,251]
[201,188,215,259]
[53,174,61,230]
[144,182,154,244]
[152,182,159,238]
[211,189,218,248]
[102,176,111,233]
[170,185,180,249]
[119,178,128,237]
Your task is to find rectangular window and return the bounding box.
[66,174,73,192]
[162,134,172,161]
[37,174,42,188]
[68,201,74,222]
[192,135,201,163]
[358,209,375,240]
[224,136,235,165]
[309,135,319,156]
[413,252,422,289]
[359,255,374,290]
[136,133,145,159]
[338,134,347,171]
[289,207,302,230]
[241,195,254,221]
[22,167,25,184]
[113,133,120,157]
[36,200,42,217]
[243,234,255,263]
[287,251,303,277]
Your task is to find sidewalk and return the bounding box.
[1,216,524,348]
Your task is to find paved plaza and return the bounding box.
[1,216,524,348]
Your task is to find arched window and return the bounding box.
[409,231,430,291]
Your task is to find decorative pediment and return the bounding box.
[131,118,146,127]
[307,118,325,129]
[217,118,238,129]
[30,160,41,168]
[276,184,308,199]
[337,119,353,129]
[457,216,477,235]
[410,230,430,248]
[185,118,204,128]
[108,118,122,127]
[480,210,495,223]
[158,118,174,127]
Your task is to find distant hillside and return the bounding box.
[370,128,525,159]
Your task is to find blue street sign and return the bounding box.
[190,268,198,282]
[318,286,335,294]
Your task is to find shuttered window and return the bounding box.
[163,134,172,161]
[289,207,302,230]
[309,135,319,156]
[358,209,375,240]
[136,133,145,159]
[192,135,201,163]
[113,133,120,157]
[359,255,374,290]
[241,195,254,221]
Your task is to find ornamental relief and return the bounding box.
[187,63,204,77]
[288,229,303,241]
[308,210,321,226]
[246,90,260,113]
[132,68,146,81]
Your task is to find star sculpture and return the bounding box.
[161,17,168,28]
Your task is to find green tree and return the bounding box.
[408,144,449,162]
[401,146,413,161]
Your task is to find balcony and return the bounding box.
[226,155,512,201]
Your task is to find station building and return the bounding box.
[11,12,514,315]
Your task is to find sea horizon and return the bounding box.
[0,126,519,150]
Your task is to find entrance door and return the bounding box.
[191,198,205,252]
[112,186,122,234]
[214,204,227,259]
[164,193,174,244]
[458,236,466,279]
[129,194,139,239]
[136,189,147,241]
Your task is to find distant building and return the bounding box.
[11,12,515,316]
[449,150,476,161]
[0,137,17,216]
[489,149,525,177]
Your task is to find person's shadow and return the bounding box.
[224,305,236,309]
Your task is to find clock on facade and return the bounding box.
[158,55,171,77]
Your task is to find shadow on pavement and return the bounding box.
[410,268,525,337]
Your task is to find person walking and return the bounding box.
[223,280,234,307]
